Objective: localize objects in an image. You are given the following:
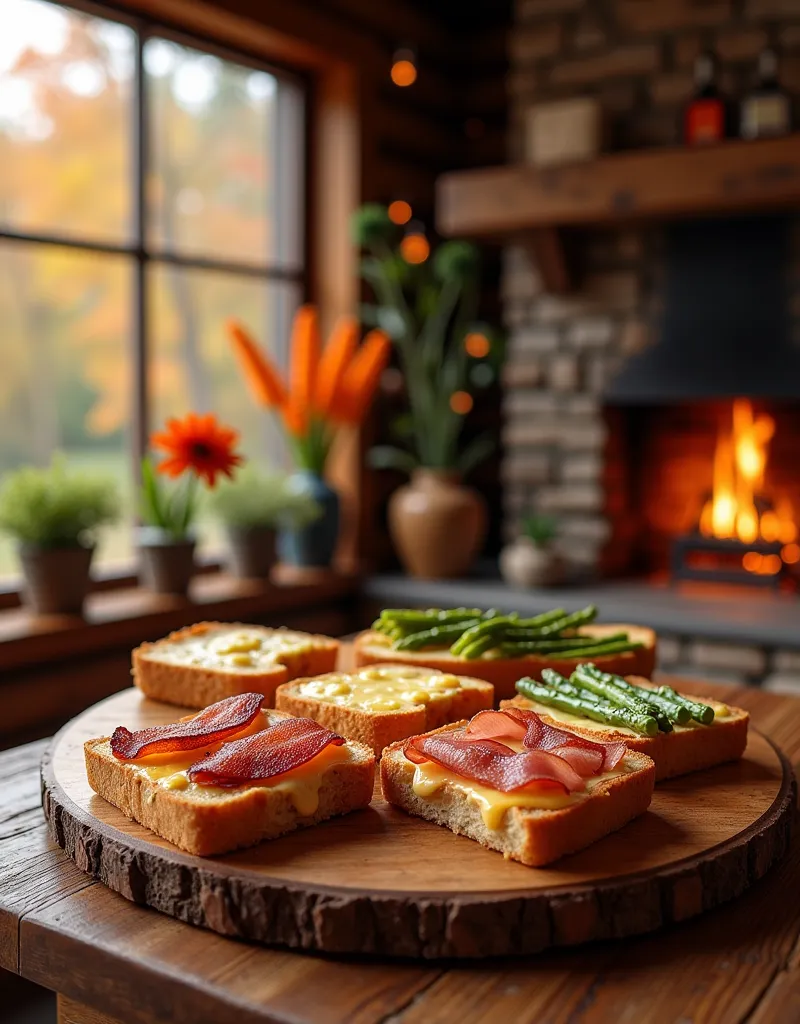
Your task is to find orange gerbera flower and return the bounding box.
[151,413,243,488]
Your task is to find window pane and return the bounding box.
[0,241,133,576]
[146,39,303,267]
[148,264,301,553]
[0,0,134,243]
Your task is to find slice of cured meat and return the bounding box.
[404,732,585,794]
[187,717,345,788]
[464,708,626,774]
[111,692,264,761]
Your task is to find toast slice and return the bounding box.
[381,722,655,867]
[275,664,494,755]
[133,622,339,709]
[354,623,656,702]
[501,678,749,781]
[85,707,374,856]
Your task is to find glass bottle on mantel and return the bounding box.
[740,48,791,139]
[684,51,726,146]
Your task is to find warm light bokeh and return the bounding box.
[465,332,491,358]
[700,400,797,575]
[388,200,412,225]
[449,390,473,415]
[400,232,429,264]
[390,59,417,87]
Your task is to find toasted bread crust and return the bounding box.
[354,624,656,702]
[501,679,749,781]
[380,722,655,866]
[84,711,374,857]
[275,666,494,755]
[133,622,339,709]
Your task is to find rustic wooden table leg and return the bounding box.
[57,994,132,1024]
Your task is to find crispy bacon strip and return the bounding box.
[187,717,345,788]
[111,693,264,761]
[405,732,585,794]
[465,708,625,774]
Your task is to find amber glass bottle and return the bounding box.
[684,52,726,145]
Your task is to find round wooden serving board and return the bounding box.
[42,688,795,959]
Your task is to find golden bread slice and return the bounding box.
[133,621,339,708]
[380,721,655,867]
[85,707,374,856]
[276,663,494,755]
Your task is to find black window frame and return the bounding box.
[0,0,309,474]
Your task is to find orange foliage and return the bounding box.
[333,329,391,425]
[284,305,321,437]
[226,320,287,408]
[315,316,359,417]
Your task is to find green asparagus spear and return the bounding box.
[541,668,601,702]
[580,664,691,725]
[449,614,519,656]
[516,678,659,737]
[499,633,629,654]
[501,639,644,661]
[393,620,482,651]
[571,664,672,732]
[656,684,715,724]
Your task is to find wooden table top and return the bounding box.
[2,677,800,1024]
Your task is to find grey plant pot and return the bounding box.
[137,528,196,596]
[225,525,277,580]
[18,544,94,616]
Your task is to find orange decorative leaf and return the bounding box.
[282,401,308,437]
[334,329,391,425]
[227,320,287,408]
[284,305,321,437]
[151,413,243,488]
[289,305,321,408]
[315,316,359,417]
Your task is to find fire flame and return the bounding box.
[699,400,797,575]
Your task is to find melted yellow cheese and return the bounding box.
[153,626,317,672]
[296,665,478,713]
[410,758,627,830]
[127,713,352,816]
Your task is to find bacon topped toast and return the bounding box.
[380,707,655,867]
[85,693,374,856]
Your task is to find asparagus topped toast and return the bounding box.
[354,606,656,701]
[503,664,749,781]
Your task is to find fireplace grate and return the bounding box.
[671,535,785,589]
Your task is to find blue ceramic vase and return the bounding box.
[277,471,340,568]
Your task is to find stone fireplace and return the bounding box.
[502,0,800,583]
[496,0,800,688]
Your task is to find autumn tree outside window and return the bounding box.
[0,0,306,578]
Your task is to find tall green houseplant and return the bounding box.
[352,204,495,476]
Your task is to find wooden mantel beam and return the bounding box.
[436,134,800,239]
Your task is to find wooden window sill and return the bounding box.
[0,570,359,673]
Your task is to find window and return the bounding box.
[0,0,306,574]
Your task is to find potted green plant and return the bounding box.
[211,466,322,579]
[139,412,243,595]
[500,513,565,588]
[352,203,501,579]
[0,458,120,615]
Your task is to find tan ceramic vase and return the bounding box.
[388,469,487,579]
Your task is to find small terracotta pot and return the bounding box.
[18,544,94,616]
[388,469,487,579]
[226,525,277,580]
[137,529,196,596]
[500,536,566,588]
